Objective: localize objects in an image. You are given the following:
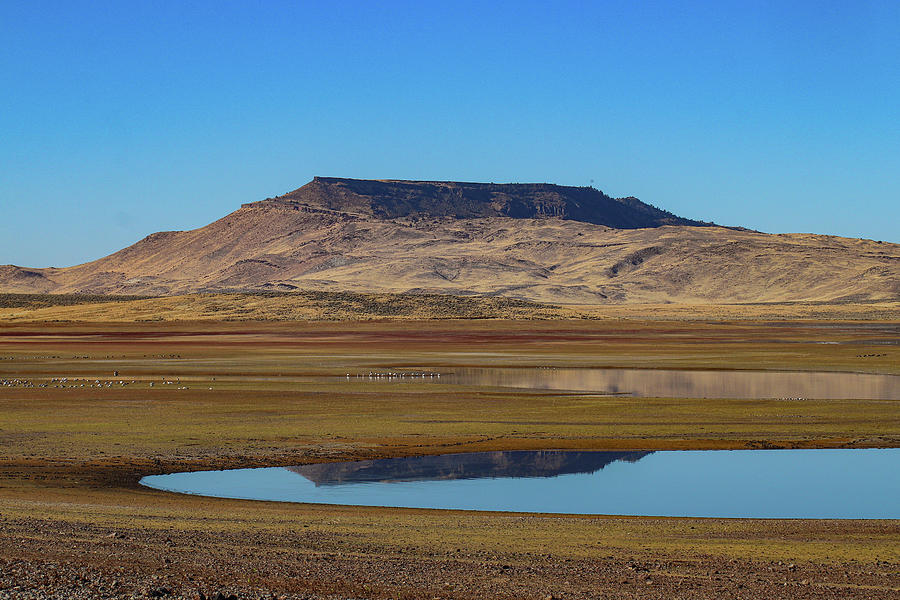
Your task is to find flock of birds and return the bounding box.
[0,376,194,390]
[3,370,449,389]
[346,371,443,380]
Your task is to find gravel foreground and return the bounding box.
[1,320,898,599]
[2,516,899,600]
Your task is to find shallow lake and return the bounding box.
[349,367,900,399]
[141,449,900,518]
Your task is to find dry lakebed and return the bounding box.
[1,317,899,599]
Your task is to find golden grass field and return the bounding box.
[1,307,899,598]
[2,291,899,322]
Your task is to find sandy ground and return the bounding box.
[1,319,899,598]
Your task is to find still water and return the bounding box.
[352,367,900,400]
[141,449,900,518]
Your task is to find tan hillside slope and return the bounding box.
[1,178,897,304]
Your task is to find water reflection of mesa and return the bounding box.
[287,450,652,486]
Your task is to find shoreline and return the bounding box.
[2,318,898,598]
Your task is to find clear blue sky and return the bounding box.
[2,1,898,267]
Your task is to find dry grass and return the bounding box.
[2,205,898,305]
[0,291,898,322]
[0,318,898,598]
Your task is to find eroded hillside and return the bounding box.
[1,178,897,304]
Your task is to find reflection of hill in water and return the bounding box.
[287,450,651,486]
[441,368,900,400]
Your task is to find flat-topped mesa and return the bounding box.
[2,174,896,302]
[251,176,708,229]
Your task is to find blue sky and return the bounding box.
[2,1,898,267]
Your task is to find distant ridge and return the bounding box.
[258,176,709,228]
[0,177,897,304]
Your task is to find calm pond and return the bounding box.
[348,367,900,400]
[141,449,900,518]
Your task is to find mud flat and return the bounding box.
[1,318,899,598]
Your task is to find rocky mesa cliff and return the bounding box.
[1,177,897,305]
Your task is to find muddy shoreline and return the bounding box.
[4,443,900,599]
[2,320,898,598]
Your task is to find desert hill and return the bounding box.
[1,177,897,304]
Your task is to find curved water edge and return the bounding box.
[141,448,900,519]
